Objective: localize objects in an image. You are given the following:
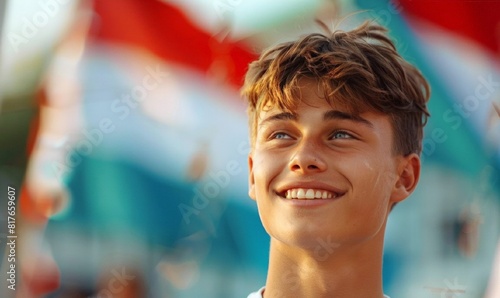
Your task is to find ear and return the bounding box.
[248,154,256,201]
[390,153,421,203]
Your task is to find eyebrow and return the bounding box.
[258,110,374,128]
[259,112,297,127]
[323,110,374,128]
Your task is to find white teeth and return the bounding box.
[283,188,339,200]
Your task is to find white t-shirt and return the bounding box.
[247,287,390,298]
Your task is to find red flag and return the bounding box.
[91,0,257,87]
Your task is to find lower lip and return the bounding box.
[279,196,342,207]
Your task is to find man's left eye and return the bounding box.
[330,131,353,139]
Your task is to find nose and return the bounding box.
[288,141,327,174]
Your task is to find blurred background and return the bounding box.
[0,0,499,297]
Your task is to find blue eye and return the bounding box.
[331,131,353,139]
[271,132,291,139]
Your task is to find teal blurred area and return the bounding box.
[0,0,499,297]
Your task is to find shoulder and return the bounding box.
[247,287,265,298]
[247,287,390,298]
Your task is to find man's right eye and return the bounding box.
[270,132,291,140]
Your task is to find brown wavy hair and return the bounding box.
[242,21,430,156]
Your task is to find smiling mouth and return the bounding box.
[277,188,343,200]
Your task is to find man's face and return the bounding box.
[248,79,419,249]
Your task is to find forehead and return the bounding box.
[254,78,395,134]
[257,100,382,131]
[257,78,365,122]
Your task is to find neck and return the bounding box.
[264,231,386,298]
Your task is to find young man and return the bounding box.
[242,21,430,298]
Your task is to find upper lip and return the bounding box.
[275,181,346,197]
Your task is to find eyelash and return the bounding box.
[269,130,354,140]
[329,130,354,139]
[269,132,292,140]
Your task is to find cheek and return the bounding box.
[251,157,279,238]
[351,154,395,195]
[251,152,282,201]
[253,150,286,181]
[344,157,394,228]
[251,151,288,229]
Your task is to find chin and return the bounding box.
[270,224,338,248]
[270,221,386,252]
